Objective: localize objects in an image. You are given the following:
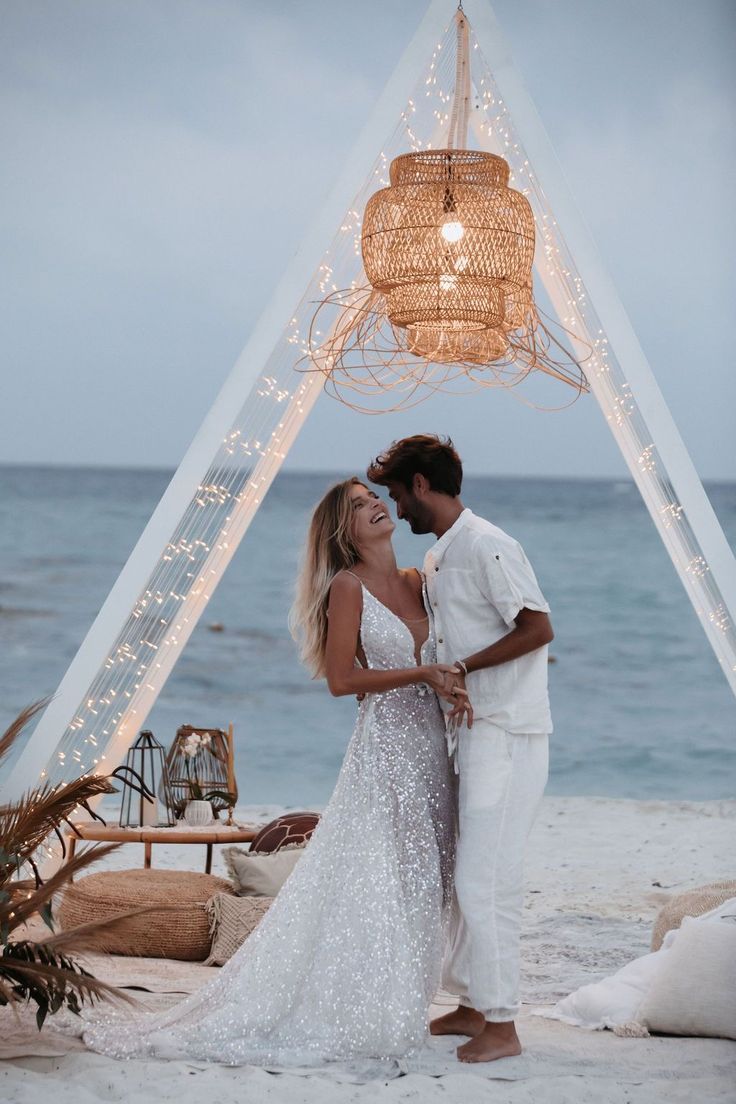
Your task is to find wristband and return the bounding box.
[454,658,468,676]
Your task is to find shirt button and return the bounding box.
[434,565,439,572]
[438,637,444,644]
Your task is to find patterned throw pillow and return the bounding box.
[249,812,320,853]
[204,892,272,966]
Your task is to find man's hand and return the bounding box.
[422,663,469,703]
[446,668,473,729]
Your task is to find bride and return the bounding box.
[83,477,471,1069]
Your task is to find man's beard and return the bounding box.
[405,499,434,535]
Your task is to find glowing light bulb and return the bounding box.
[441,220,464,242]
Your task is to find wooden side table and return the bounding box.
[64,822,259,877]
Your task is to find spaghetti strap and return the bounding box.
[342,569,364,584]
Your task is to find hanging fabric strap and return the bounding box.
[446,8,471,150]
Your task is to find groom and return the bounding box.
[367,434,553,1064]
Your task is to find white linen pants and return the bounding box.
[441,720,548,1022]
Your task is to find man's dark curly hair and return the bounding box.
[366,434,463,496]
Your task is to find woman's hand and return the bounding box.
[420,663,468,703]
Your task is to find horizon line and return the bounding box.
[0,458,734,487]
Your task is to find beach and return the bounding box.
[2,794,734,1102]
[2,473,735,1101]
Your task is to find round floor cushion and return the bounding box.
[249,812,320,853]
[651,880,736,951]
[58,868,234,961]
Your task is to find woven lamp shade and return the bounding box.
[361,149,534,339]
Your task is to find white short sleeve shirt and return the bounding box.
[423,508,553,734]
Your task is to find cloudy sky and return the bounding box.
[1,0,734,479]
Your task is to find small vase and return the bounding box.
[183,800,214,826]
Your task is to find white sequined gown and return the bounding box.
[83,582,455,1070]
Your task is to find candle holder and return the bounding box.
[113,730,176,827]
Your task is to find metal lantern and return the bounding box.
[160,725,237,819]
[115,730,176,828]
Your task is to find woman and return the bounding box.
[82,478,470,1071]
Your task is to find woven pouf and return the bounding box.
[651,879,736,951]
[58,868,234,961]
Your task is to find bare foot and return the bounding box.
[429,1006,485,1038]
[457,1021,522,1063]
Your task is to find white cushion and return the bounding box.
[223,844,304,897]
[638,914,736,1039]
[543,949,666,1031]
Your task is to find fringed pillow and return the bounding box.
[204,892,273,966]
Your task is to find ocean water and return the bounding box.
[1,464,734,805]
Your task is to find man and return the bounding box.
[367,434,553,1064]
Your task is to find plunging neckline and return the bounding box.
[357,580,430,668]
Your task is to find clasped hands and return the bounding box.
[422,663,474,730]
[353,662,474,729]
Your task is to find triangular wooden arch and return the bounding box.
[4,0,734,802]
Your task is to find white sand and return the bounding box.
[2,796,735,1102]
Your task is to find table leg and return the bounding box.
[144,842,152,869]
[205,843,213,874]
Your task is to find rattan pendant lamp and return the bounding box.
[305,4,586,410]
[361,7,535,357]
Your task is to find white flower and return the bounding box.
[181,731,212,759]
[182,736,199,759]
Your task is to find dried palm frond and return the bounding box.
[0,698,49,767]
[0,948,134,1029]
[2,842,120,932]
[0,774,118,885]
[0,701,167,1028]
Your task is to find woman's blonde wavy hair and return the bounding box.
[289,477,364,678]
